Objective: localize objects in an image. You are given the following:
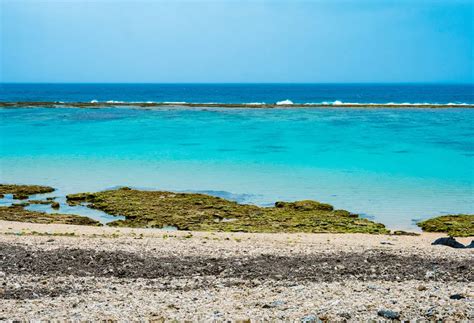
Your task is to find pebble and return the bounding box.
[0,231,471,320]
[449,294,465,300]
[377,309,400,320]
[417,285,427,291]
[425,271,436,279]
[262,300,285,308]
[301,314,320,322]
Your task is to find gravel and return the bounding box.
[0,222,472,320]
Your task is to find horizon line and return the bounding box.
[1,82,473,85]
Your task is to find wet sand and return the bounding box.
[0,221,472,320]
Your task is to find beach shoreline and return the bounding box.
[0,220,472,320]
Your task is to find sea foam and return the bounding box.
[276,99,294,105]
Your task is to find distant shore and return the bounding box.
[1,101,473,109]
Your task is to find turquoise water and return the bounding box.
[1,107,473,229]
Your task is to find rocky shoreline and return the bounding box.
[3,184,472,236]
[0,184,472,320]
[0,223,472,320]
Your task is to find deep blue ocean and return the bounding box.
[0,84,473,229]
[1,83,473,104]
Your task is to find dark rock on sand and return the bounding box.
[417,285,427,291]
[377,309,400,320]
[449,294,465,300]
[432,237,466,249]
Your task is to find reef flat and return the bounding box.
[66,187,389,234]
[0,205,100,226]
[417,214,474,237]
[0,184,100,226]
[1,101,473,109]
[1,184,473,237]
[0,184,55,200]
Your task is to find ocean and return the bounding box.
[1,83,473,105]
[1,83,473,229]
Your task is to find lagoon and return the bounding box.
[0,106,473,229]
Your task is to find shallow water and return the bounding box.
[1,107,473,230]
[0,193,124,224]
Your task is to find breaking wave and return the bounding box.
[276,99,294,105]
[2,99,472,108]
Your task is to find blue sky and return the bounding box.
[1,0,473,83]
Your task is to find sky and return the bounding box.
[0,0,473,83]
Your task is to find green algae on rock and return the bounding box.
[28,200,54,205]
[417,214,474,237]
[0,205,101,226]
[0,184,55,200]
[66,187,389,234]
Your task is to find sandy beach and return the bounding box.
[0,220,472,321]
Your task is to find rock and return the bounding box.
[377,309,400,320]
[449,294,465,300]
[431,237,466,249]
[262,300,285,308]
[300,314,320,322]
[212,310,223,317]
[425,307,435,316]
[51,202,60,209]
[425,271,436,279]
[466,240,474,249]
[391,230,419,236]
[274,200,333,211]
[417,285,427,291]
[338,312,351,319]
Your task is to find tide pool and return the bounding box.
[1,106,473,230]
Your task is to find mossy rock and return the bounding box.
[0,205,101,226]
[391,230,420,236]
[28,200,54,205]
[274,200,333,211]
[66,187,389,234]
[417,214,473,237]
[0,184,55,200]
